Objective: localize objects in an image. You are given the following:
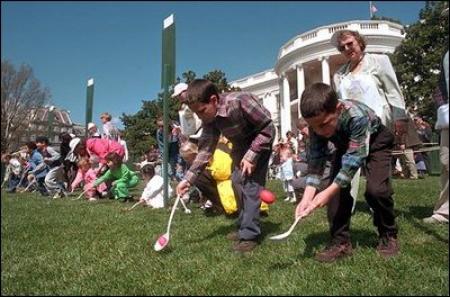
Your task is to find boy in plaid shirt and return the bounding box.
[295,83,399,262]
[176,79,275,253]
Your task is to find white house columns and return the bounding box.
[296,64,305,118]
[281,74,292,138]
[320,56,331,85]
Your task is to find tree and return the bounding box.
[1,60,51,152]
[390,1,448,125]
[120,69,240,160]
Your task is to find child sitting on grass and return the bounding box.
[70,158,107,201]
[1,153,23,192]
[138,164,172,208]
[92,152,139,202]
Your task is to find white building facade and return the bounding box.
[231,20,405,141]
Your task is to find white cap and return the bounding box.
[68,137,81,155]
[171,82,188,98]
[87,122,96,130]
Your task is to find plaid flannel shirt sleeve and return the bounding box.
[184,124,220,185]
[240,94,275,164]
[333,116,370,188]
[305,132,329,189]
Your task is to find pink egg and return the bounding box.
[158,236,167,246]
[260,189,276,204]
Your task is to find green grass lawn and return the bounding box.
[1,176,448,295]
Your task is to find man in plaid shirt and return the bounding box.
[176,79,275,253]
[295,83,399,262]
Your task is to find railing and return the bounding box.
[278,20,404,59]
[301,31,317,41]
[360,23,379,30]
[328,24,348,34]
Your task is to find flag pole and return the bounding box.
[369,1,373,19]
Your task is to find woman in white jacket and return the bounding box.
[331,29,410,207]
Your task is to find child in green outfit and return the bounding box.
[93,152,139,201]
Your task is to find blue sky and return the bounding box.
[1,1,425,128]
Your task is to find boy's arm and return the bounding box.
[44,146,61,163]
[334,116,370,189]
[304,131,329,189]
[240,94,275,164]
[94,169,112,186]
[183,123,220,186]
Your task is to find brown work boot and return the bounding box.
[314,241,353,263]
[377,235,399,258]
[226,231,240,241]
[232,240,258,253]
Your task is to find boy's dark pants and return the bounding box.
[231,149,271,241]
[328,125,398,244]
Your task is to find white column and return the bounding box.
[296,64,305,117]
[281,74,292,138]
[320,56,330,85]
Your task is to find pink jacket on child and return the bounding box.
[86,138,125,165]
[71,168,107,198]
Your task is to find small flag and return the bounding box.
[371,3,378,14]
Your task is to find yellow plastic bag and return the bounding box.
[209,149,232,181]
[217,180,237,215]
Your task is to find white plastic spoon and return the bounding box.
[269,216,302,240]
[154,194,181,251]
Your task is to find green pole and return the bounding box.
[85,78,94,138]
[161,14,176,207]
[163,64,170,207]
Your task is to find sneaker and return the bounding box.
[284,196,291,202]
[52,192,61,199]
[100,191,109,198]
[423,216,448,224]
[226,231,240,241]
[376,235,399,259]
[314,241,353,263]
[88,197,97,202]
[289,197,297,203]
[232,239,258,253]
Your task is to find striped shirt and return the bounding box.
[184,92,275,185]
[306,99,381,189]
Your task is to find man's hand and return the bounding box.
[176,180,191,196]
[240,159,255,177]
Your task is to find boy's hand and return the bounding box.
[295,185,317,219]
[176,180,191,196]
[296,199,315,219]
[240,159,255,177]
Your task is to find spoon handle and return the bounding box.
[166,195,181,235]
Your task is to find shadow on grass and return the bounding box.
[185,218,282,244]
[398,206,448,244]
[268,229,378,270]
